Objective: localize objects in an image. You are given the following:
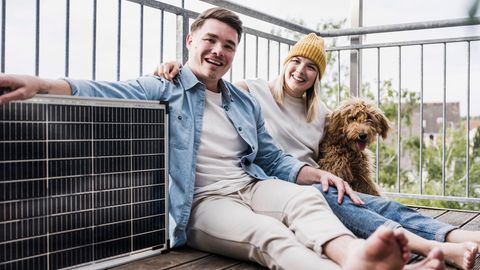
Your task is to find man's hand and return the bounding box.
[153,61,182,82]
[0,74,71,104]
[296,166,364,205]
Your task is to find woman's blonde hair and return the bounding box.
[271,64,322,123]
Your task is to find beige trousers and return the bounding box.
[187,179,354,270]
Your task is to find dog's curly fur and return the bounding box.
[318,98,392,196]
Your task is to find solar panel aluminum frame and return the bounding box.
[0,95,170,270]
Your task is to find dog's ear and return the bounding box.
[373,109,392,139]
[326,109,344,134]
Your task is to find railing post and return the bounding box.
[176,12,189,64]
[350,0,363,97]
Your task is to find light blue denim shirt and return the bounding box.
[66,66,306,247]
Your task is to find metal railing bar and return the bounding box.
[266,39,270,81]
[320,17,480,37]
[92,0,97,80]
[277,41,280,75]
[420,44,424,195]
[139,3,144,76]
[375,47,380,185]
[385,192,480,203]
[199,0,316,35]
[160,9,164,63]
[397,46,401,193]
[178,11,189,64]
[337,50,341,104]
[200,0,480,37]
[35,0,40,76]
[65,0,71,77]
[126,0,196,18]
[356,49,360,96]
[116,0,122,81]
[328,36,480,51]
[255,35,258,78]
[243,27,295,46]
[1,0,5,73]
[466,41,471,197]
[243,34,246,79]
[442,42,446,196]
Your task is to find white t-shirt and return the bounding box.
[194,89,254,196]
[246,78,329,168]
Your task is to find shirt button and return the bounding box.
[223,105,229,111]
[178,115,182,120]
[252,146,255,150]
[238,127,242,131]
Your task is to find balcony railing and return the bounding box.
[1,0,479,204]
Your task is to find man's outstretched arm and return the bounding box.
[0,74,72,104]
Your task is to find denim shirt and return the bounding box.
[66,66,306,247]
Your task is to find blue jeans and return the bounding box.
[313,184,457,242]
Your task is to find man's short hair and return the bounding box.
[191,7,243,42]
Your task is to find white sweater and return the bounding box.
[246,78,330,168]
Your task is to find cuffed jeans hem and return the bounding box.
[435,225,459,242]
[383,219,402,230]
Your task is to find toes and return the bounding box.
[465,242,478,269]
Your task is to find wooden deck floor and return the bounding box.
[112,207,480,270]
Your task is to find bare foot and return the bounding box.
[404,248,445,270]
[343,226,407,270]
[440,241,477,270]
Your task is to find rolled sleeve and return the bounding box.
[64,75,167,101]
[289,162,308,183]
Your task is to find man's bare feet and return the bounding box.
[404,248,445,270]
[343,226,407,270]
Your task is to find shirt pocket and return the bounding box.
[169,109,192,150]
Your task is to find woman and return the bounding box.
[155,33,479,270]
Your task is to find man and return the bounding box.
[0,7,443,270]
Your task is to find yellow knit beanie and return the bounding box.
[283,33,327,79]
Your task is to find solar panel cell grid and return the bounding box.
[0,96,169,270]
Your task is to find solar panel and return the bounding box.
[0,95,169,270]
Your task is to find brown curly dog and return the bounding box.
[318,98,392,196]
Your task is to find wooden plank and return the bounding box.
[225,262,267,270]
[168,254,240,270]
[474,255,480,270]
[112,247,210,270]
[110,207,479,270]
[435,211,478,227]
[415,208,448,218]
[405,207,480,270]
[460,213,480,230]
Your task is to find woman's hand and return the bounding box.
[153,61,182,82]
[296,166,364,205]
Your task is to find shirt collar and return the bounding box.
[177,65,202,91]
[178,65,233,103]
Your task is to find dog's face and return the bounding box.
[327,98,392,152]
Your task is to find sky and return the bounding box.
[2,0,480,116]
